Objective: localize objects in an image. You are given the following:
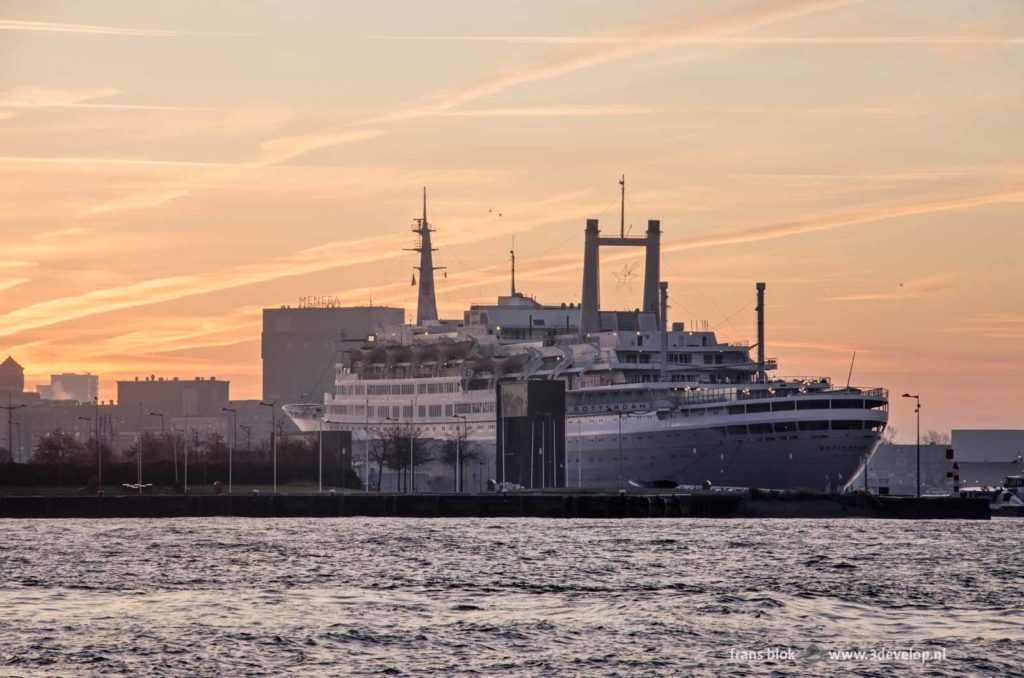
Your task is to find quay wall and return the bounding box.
[0,492,990,520]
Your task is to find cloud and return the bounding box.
[0,277,30,294]
[77,0,857,217]
[0,191,592,339]
[0,86,121,107]
[435,105,665,118]
[661,189,1024,255]
[0,19,244,37]
[826,273,962,302]
[374,35,1024,47]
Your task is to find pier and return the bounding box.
[0,491,990,520]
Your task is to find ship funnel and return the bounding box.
[756,282,766,382]
[643,220,661,321]
[580,219,601,335]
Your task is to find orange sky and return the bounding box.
[2,0,1023,441]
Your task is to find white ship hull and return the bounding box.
[287,399,883,492]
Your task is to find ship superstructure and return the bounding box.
[285,187,888,491]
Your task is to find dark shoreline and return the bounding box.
[0,491,991,520]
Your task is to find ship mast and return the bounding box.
[405,187,444,325]
[510,237,516,296]
[619,174,626,237]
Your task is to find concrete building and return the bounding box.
[849,444,956,496]
[117,376,229,419]
[0,356,25,394]
[36,373,99,404]
[849,429,1024,495]
[950,430,1024,463]
[261,305,403,406]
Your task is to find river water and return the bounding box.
[0,518,1021,676]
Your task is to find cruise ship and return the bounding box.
[285,188,889,492]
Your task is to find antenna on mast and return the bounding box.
[619,174,626,238]
[510,236,517,296]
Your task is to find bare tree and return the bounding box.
[386,424,428,492]
[366,424,395,491]
[922,430,951,445]
[881,425,899,444]
[440,427,481,492]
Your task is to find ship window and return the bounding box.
[402,406,413,418]
[774,422,797,433]
[417,384,428,394]
[831,399,864,409]
[428,405,443,417]
[865,399,886,410]
[797,400,829,410]
[727,405,745,415]
[831,420,863,430]
[798,421,829,431]
[771,401,795,411]
[746,403,770,414]
[727,425,748,435]
[445,404,453,416]
[417,405,426,417]
[748,423,772,434]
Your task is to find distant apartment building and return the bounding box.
[0,356,25,394]
[261,305,404,406]
[36,373,99,404]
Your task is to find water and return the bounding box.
[0,518,1021,677]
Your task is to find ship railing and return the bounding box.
[665,383,888,407]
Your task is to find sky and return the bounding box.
[1,0,1022,441]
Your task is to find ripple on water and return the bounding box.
[0,517,1021,677]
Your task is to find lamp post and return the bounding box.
[382,416,397,491]
[148,412,168,484]
[902,393,921,497]
[76,415,99,490]
[93,397,100,488]
[11,422,20,463]
[3,394,26,463]
[258,401,277,493]
[453,415,467,492]
[317,416,323,494]
[608,410,625,490]
[221,407,237,494]
[577,417,583,489]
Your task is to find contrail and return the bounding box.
[371,35,1024,46]
[80,0,859,216]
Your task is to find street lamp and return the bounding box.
[2,395,25,464]
[380,416,398,491]
[258,401,277,493]
[453,414,467,492]
[902,393,921,497]
[221,407,237,494]
[76,415,100,490]
[608,409,626,490]
[148,412,169,484]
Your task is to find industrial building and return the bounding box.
[849,429,1024,495]
[117,376,229,419]
[36,373,99,404]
